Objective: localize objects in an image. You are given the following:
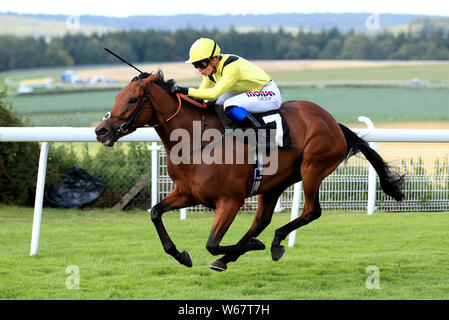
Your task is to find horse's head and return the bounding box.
[95,71,165,147]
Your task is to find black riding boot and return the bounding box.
[243,112,262,129]
[244,113,272,149]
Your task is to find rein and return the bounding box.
[153,93,206,126]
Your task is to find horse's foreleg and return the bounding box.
[150,188,195,267]
[210,190,282,271]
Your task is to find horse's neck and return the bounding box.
[154,99,206,152]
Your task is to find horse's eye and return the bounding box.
[128,98,138,104]
[102,112,111,120]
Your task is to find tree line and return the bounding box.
[1,27,449,72]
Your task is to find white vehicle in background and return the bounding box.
[17,78,54,94]
[17,85,34,94]
[89,76,106,85]
[60,70,87,85]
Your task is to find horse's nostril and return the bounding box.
[95,126,109,136]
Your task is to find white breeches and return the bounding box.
[216,80,282,113]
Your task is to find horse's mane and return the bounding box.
[153,69,211,110]
[153,71,178,97]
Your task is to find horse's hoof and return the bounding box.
[249,238,266,251]
[271,245,285,261]
[255,239,266,250]
[210,260,227,272]
[178,251,193,267]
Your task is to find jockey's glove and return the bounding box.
[171,84,189,96]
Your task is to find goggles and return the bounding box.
[192,58,211,70]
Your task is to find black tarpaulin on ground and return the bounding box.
[45,166,105,208]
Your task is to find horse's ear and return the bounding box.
[144,73,157,84]
[131,72,152,83]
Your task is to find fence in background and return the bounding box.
[1,125,449,255]
[158,149,449,213]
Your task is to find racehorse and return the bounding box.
[95,71,404,272]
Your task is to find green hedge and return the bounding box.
[0,91,40,205]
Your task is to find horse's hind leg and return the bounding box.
[271,189,321,261]
[150,188,195,267]
[271,163,326,261]
[210,189,283,271]
[206,199,268,266]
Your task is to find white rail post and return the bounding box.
[148,142,161,209]
[274,198,282,212]
[180,208,187,220]
[358,116,378,215]
[288,181,302,247]
[147,143,187,219]
[30,142,50,256]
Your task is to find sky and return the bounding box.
[2,0,449,17]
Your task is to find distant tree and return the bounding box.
[2,26,449,72]
[43,41,74,66]
[319,38,343,59]
[374,36,397,59]
[341,34,371,59]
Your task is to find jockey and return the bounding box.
[171,38,282,128]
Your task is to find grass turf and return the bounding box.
[1,206,448,300]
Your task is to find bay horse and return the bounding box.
[95,71,404,272]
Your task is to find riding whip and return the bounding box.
[104,48,143,74]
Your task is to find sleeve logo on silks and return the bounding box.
[245,90,275,101]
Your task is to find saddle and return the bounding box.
[177,94,292,148]
[214,102,292,149]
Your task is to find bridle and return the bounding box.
[103,73,181,136]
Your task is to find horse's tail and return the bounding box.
[338,123,405,201]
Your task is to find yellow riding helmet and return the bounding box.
[185,38,221,63]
